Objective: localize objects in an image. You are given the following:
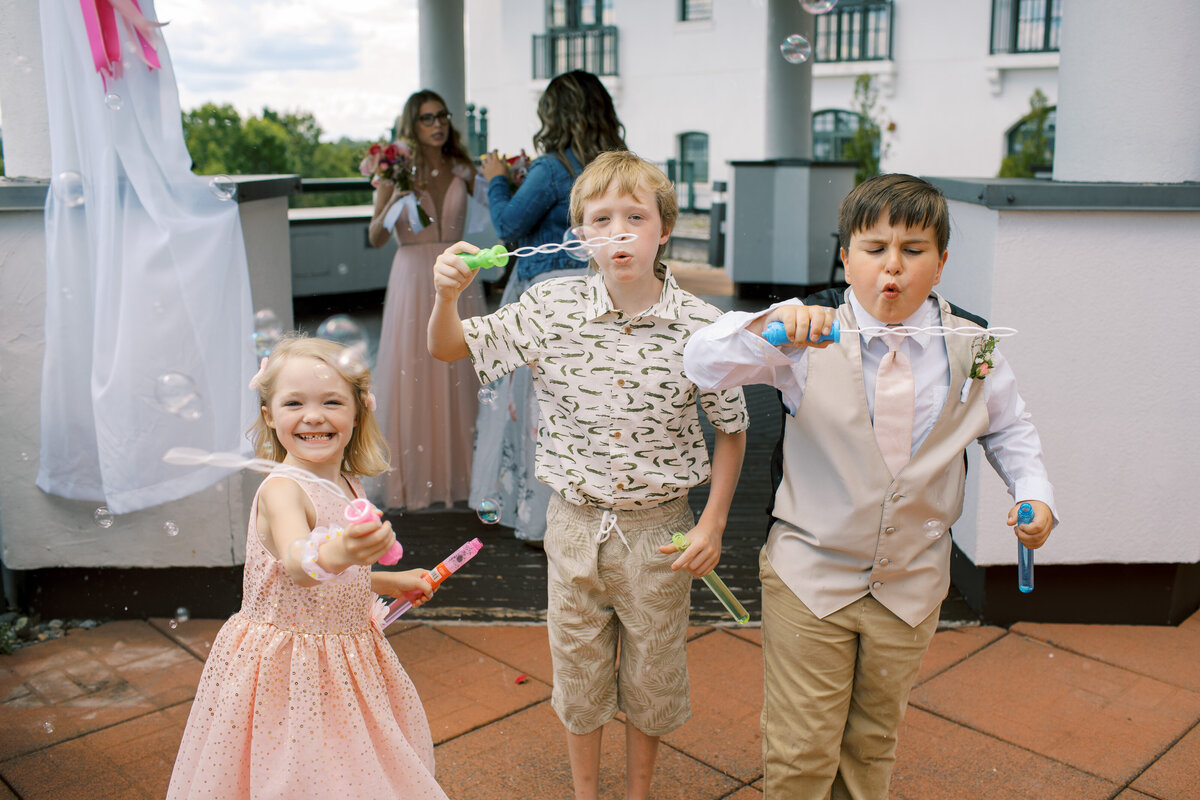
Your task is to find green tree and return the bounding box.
[843,74,888,185]
[181,102,245,175]
[998,89,1053,179]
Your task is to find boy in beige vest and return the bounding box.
[683,173,1056,799]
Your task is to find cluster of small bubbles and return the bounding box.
[801,0,839,13]
[42,721,55,734]
[562,226,592,262]
[780,34,813,64]
[104,92,123,110]
[252,309,283,358]
[336,263,350,276]
[923,518,945,540]
[208,175,236,202]
[317,315,370,376]
[164,520,179,537]
[478,386,497,406]
[154,372,204,420]
[477,498,501,524]
[94,507,114,528]
[52,171,85,208]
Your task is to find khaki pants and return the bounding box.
[760,549,939,800]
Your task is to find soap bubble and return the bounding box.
[923,518,945,540]
[336,263,350,276]
[801,0,838,13]
[13,55,32,74]
[780,34,813,64]
[104,92,123,110]
[164,520,179,537]
[477,498,501,524]
[94,507,114,528]
[42,721,54,734]
[154,372,203,420]
[52,171,85,207]
[168,619,178,629]
[252,309,283,357]
[562,226,592,262]
[209,175,236,201]
[175,606,189,623]
[317,315,370,377]
[478,387,497,406]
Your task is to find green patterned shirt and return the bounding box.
[463,269,749,510]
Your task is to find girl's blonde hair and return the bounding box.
[247,334,390,477]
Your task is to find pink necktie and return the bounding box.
[874,334,913,477]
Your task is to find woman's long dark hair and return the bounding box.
[533,70,627,174]
[394,89,476,187]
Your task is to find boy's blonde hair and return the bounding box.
[569,151,678,267]
[247,334,390,477]
[838,173,951,254]
[570,150,678,232]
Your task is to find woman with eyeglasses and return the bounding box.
[469,70,628,547]
[368,89,486,512]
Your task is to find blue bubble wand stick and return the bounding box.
[1016,502,1035,593]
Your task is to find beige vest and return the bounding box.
[766,295,991,627]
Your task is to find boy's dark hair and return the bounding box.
[838,173,950,254]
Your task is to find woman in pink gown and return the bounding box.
[368,90,485,511]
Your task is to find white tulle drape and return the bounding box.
[36,0,255,514]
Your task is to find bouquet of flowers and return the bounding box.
[505,150,530,188]
[359,140,430,227]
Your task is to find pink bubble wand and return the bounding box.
[383,538,483,625]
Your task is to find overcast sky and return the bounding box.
[156,0,421,141]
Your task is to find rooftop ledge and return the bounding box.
[0,173,301,211]
[927,176,1200,212]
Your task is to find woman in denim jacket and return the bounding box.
[471,70,626,545]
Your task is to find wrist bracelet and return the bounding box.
[299,525,343,581]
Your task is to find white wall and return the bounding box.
[941,202,1200,567]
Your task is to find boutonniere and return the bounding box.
[970,334,997,380]
[961,334,997,401]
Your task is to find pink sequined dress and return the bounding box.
[167,475,448,799]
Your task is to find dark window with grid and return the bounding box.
[812,109,866,161]
[815,0,892,63]
[991,0,1061,54]
[534,0,618,78]
[680,0,712,21]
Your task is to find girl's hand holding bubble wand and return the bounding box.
[383,538,483,625]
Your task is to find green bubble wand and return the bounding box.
[671,532,750,625]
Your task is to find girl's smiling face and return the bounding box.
[262,356,357,472]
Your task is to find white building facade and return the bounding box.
[466,0,1060,202]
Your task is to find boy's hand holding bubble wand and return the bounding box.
[662,530,750,625]
[758,312,1052,594]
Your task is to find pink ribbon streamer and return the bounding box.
[79,0,162,88]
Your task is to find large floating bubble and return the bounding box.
[209,175,236,201]
[561,226,592,262]
[155,372,203,420]
[317,315,370,376]
[477,498,501,524]
[252,309,284,357]
[801,0,839,13]
[780,33,813,64]
[52,171,85,208]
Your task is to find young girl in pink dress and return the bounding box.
[167,335,449,799]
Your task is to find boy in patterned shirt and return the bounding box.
[429,150,748,800]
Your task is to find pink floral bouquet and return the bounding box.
[359,139,430,227]
[505,150,531,188]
